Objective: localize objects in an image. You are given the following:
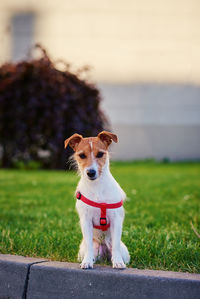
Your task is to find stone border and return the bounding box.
[0,254,200,299]
[0,254,47,299]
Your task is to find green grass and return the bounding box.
[0,162,200,273]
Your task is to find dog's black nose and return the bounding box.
[87,169,96,179]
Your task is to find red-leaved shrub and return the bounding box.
[0,45,108,169]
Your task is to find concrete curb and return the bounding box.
[0,254,47,299]
[0,254,200,299]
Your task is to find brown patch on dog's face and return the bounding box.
[75,138,94,170]
[74,137,108,178]
[64,131,118,180]
[91,138,108,176]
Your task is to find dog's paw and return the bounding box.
[80,260,93,269]
[112,253,126,269]
[112,261,126,269]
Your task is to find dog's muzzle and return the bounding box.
[86,169,96,180]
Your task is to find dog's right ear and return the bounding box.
[64,133,83,151]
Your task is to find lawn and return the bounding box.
[0,162,200,273]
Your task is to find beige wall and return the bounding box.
[100,83,200,160]
[0,0,200,84]
[0,0,200,160]
[110,124,200,161]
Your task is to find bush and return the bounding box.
[0,45,108,169]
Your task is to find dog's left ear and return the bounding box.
[98,131,118,147]
[64,133,83,151]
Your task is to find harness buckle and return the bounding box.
[76,192,81,200]
[100,217,107,226]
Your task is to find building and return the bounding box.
[0,0,200,160]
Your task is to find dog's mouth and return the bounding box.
[88,176,97,181]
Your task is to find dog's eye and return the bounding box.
[96,151,104,158]
[79,153,86,159]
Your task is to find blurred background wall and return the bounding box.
[0,0,200,160]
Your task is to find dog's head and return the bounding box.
[64,131,118,180]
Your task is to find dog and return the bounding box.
[64,131,130,269]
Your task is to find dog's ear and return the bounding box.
[64,133,83,151]
[98,131,118,147]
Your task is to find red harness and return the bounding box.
[76,192,123,231]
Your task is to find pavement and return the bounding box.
[0,254,200,299]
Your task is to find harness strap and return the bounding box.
[76,192,123,231]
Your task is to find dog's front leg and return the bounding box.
[110,213,126,269]
[80,217,94,269]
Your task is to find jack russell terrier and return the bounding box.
[64,131,130,269]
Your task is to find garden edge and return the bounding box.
[0,254,200,299]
